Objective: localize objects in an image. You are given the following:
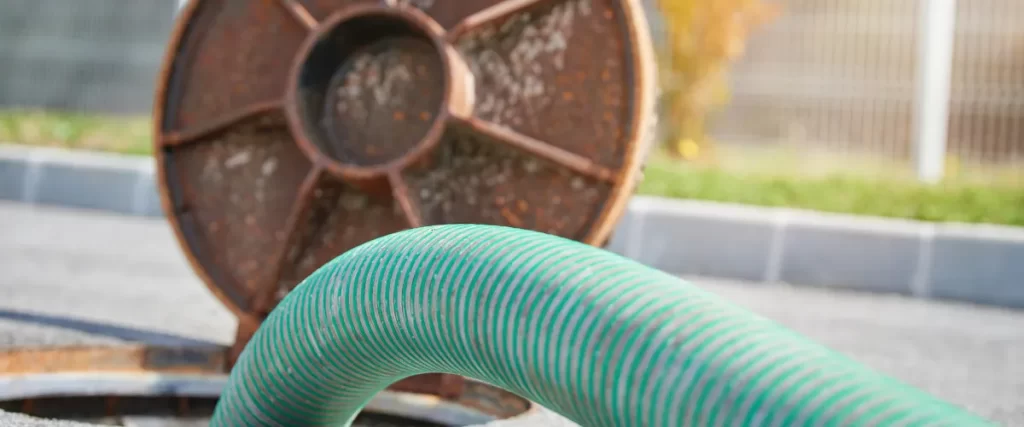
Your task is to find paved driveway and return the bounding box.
[1,202,1022,425]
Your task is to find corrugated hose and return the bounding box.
[211,224,992,426]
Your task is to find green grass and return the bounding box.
[0,109,152,155]
[638,157,1024,226]
[2,109,1022,226]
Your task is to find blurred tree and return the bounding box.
[655,0,781,161]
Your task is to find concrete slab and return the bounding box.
[779,211,925,295]
[34,161,141,216]
[632,198,775,282]
[929,223,1024,307]
[0,155,27,200]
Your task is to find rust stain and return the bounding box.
[389,374,463,398]
[0,345,226,375]
[323,37,445,168]
[403,133,611,238]
[163,0,307,133]
[457,379,532,419]
[500,207,523,227]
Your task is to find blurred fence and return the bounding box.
[0,0,1022,182]
[0,0,175,114]
[694,0,1024,181]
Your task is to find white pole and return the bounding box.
[913,0,957,183]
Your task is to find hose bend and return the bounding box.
[212,224,990,426]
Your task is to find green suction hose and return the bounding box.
[212,224,991,426]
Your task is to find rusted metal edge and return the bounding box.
[279,0,318,30]
[0,345,226,376]
[249,167,325,317]
[153,0,263,332]
[0,372,227,401]
[389,374,466,401]
[0,373,530,425]
[581,0,658,248]
[0,345,528,421]
[0,344,466,401]
[447,115,617,182]
[364,390,502,426]
[446,0,554,41]
[162,100,284,147]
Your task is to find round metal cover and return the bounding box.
[154,0,656,320]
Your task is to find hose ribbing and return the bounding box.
[212,224,991,426]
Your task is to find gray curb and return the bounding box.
[0,145,162,217]
[2,144,1022,310]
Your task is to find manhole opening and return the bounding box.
[1,396,446,426]
[293,9,449,172]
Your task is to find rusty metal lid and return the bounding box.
[153,0,656,321]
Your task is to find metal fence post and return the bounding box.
[913,0,957,183]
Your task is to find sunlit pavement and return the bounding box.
[1,201,1022,425]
